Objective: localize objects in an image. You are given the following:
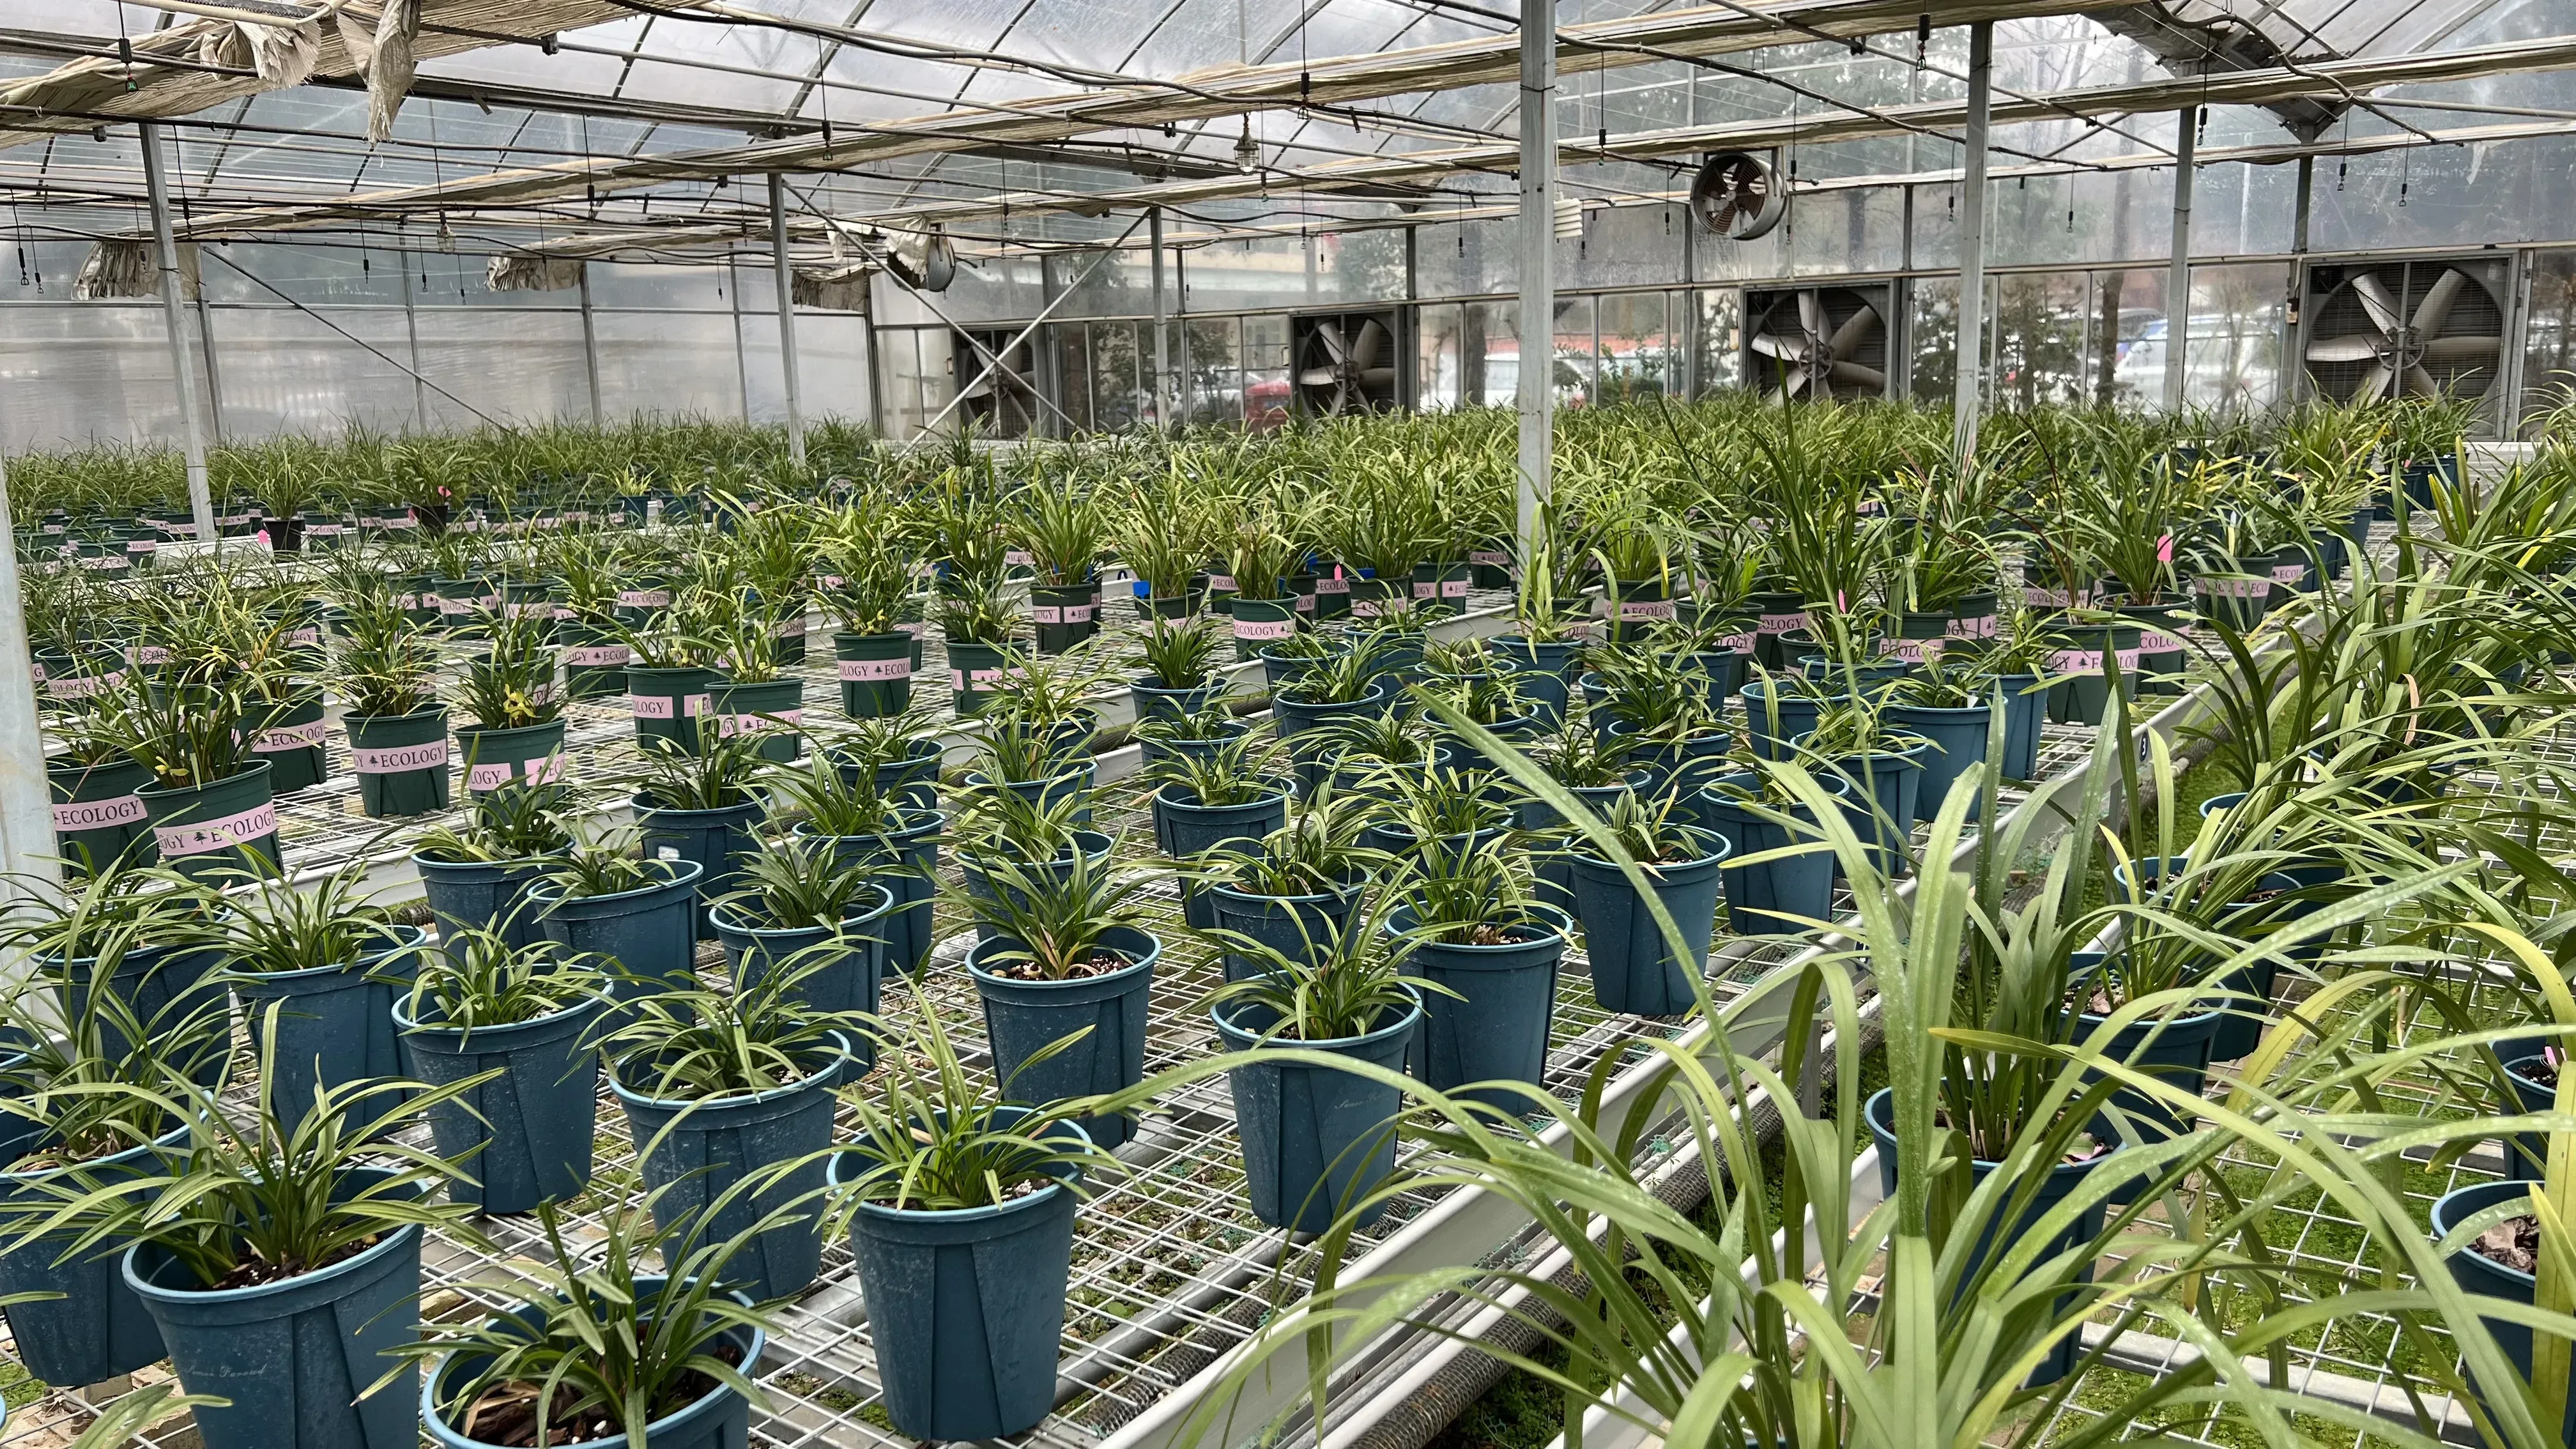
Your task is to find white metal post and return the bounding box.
[769,174,806,464]
[140,122,214,542]
[578,259,604,424]
[0,450,58,897]
[1515,0,1556,549]
[1951,20,1993,468]
[1150,208,1171,431]
[194,291,226,443]
[2163,105,2196,411]
[2286,153,2313,404]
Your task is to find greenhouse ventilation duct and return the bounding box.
[791,264,872,313]
[485,253,586,291]
[73,239,199,300]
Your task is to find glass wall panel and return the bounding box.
[1410,217,1513,300]
[1460,300,1516,408]
[2522,250,2576,436]
[586,261,732,311]
[943,253,1048,324]
[215,305,432,437]
[2182,263,2285,415]
[1184,316,1243,426]
[1989,272,2096,411]
[1692,289,1742,396]
[1091,319,1143,433]
[1563,204,1689,293]
[1549,295,1595,408]
[415,309,590,429]
[1416,303,1465,411]
[1244,314,1292,429]
[1051,250,1154,320]
[1052,322,1095,433]
[595,310,746,422]
[1182,238,1321,314]
[1317,231,1408,304]
[1595,291,1677,403]
[1909,276,1959,406]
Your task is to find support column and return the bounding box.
[0,451,56,896]
[2286,152,2315,404]
[140,122,213,542]
[769,174,806,464]
[1951,21,1993,468]
[2163,105,2197,411]
[1515,0,1556,549]
[398,250,429,433]
[1150,208,1171,431]
[578,259,604,424]
[194,290,226,443]
[862,274,887,438]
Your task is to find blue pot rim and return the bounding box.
[707,880,898,941]
[1153,783,1292,817]
[610,1032,850,1112]
[422,1284,765,1448]
[2430,1179,2542,1288]
[413,848,565,877]
[124,1168,424,1303]
[1860,1087,2121,1183]
[1883,700,1997,723]
[523,856,706,908]
[393,988,606,1042]
[1572,826,1731,873]
[965,926,1163,990]
[787,807,946,846]
[829,1109,1092,1226]
[1211,982,1424,1050]
[629,792,764,824]
[227,923,427,985]
[1208,878,1360,908]
[1382,901,1575,953]
[4,1120,190,1193]
[1276,675,1397,710]
[960,829,1115,877]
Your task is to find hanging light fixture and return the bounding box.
[1234,120,1260,174]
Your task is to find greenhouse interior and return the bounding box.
[17,1,2576,1448]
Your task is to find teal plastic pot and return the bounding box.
[453,719,568,795]
[0,1124,186,1388]
[968,927,1160,1150]
[526,858,707,1002]
[612,1042,847,1301]
[832,1110,1087,1441]
[1363,818,1510,861]
[424,1282,761,1449]
[633,792,765,941]
[835,629,916,718]
[792,808,944,976]
[393,995,606,1214]
[1994,674,2046,780]
[1699,773,1847,936]
[709,676,804,764]
[558,622,631,700]
[2070,960,2226,1149]
[625,663,723,755]
[1567,830,1729,1016]
[137,760,279,884]
[47,751,155,872]
[1519,776,1650,910]
[960,831,1114,945]
[1208,879,1362,981]
[1143,723,1253,773]
[1864,1090,2109,1387]
[1492,636,1581,719]
[1614,723,1735,811]
[1131,675,1223,724]
[947,640,1021,717]
[1886,700,1995,822]
[1385,905,1568,1112]
[1810,739,1929,878]
[123,1168,427,1449]
[1274,675,1396,737]
[1439,708,1545,775]
[2044,623,2143,726]
[710,884,894,1071]
[1031,583,1096,655]
[233,925,425,1118]
[2492,1050,2558,1183]
[415,852,556,958]
[52,940,228,1075]
[1230,595,1298,662]
[249,692,330,793]
[1412,560,1473,617]
[2192,568,2272,633]
[2431,1181,2576,1443]
[1256,645,1325,693]
[346,709,451,820]
[1214,990,1420,1232]
[1153,785,1290,928]
[1740,680,1830,762]
[848,737,942,811]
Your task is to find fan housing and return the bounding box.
[1292,309,1409,416]
[953,328,1040,438]
[2302,259,2506,406]
[1742,286,1892,402]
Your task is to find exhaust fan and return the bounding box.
[1293,309,1406,415]
[1742,286,1889,402]
[2303,259,2504,403]
[1688,151,1786,241]
[954,328,1040,436]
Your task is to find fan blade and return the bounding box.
[1827,305,1880,357]
[1784,369,1813,399]
[1830,362,1887,390]
[1360,367,1398,388]
[1351,318,1388,370]
[1326,385,1351,416]
[2305,335,2384,364]
[2403,364,2445,397]
[960,374,994,401]
[2352,273,2404,337]
[2354,362,2392,401]
[1315,321,1348,364]
[2412,268,2468,336]
[2423,334,2503,360]
[1750,332,1811,362]
[1299,367,1342,387]
[1797,291,1823,338]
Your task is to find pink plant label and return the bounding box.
[1351,598,1385,618]
[954,666,1023,689]
[1613,600,1677,621]
[774,617,808,638]
[1945,614,1999,639]
[2048,648,2143,674]
[567,645,631,666]
[1881,636,1944,663]
[54,795,145,831]
[1714,631,1757,653]
[817,574,845,589]
[29,661,43,682]
[1411,580,1438,598]
[1294,593,1315,611]
[131,645,170,664]
[1442,579,1471,598]
[1005,550,1035,567]
[1234,618,1295,641]
[897,620,927,636]
[47,670,125,699]
[38,523,62,534]
[1207,574,1237,592]
[2025,586,2086,608]
[353,740,449,773]
[288,627,321,646]
[1758,613,1804,634]
[2196,577,2268,598]
[155,801,278,857]
[720,710,802,738]
[631,693,711,719]
[466,753,567,791]
[2138,631,2179,652]
[79,555,129,572]
[1470,550,1510,567]
[127,538,158,551]
[1315,576,1351,594]
[840,658,911,681]
[305,525,342,537]
[618,590,671,608]
[254,719,330,752]
[2156,534,2174,564]
[2270,564,2306,583]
